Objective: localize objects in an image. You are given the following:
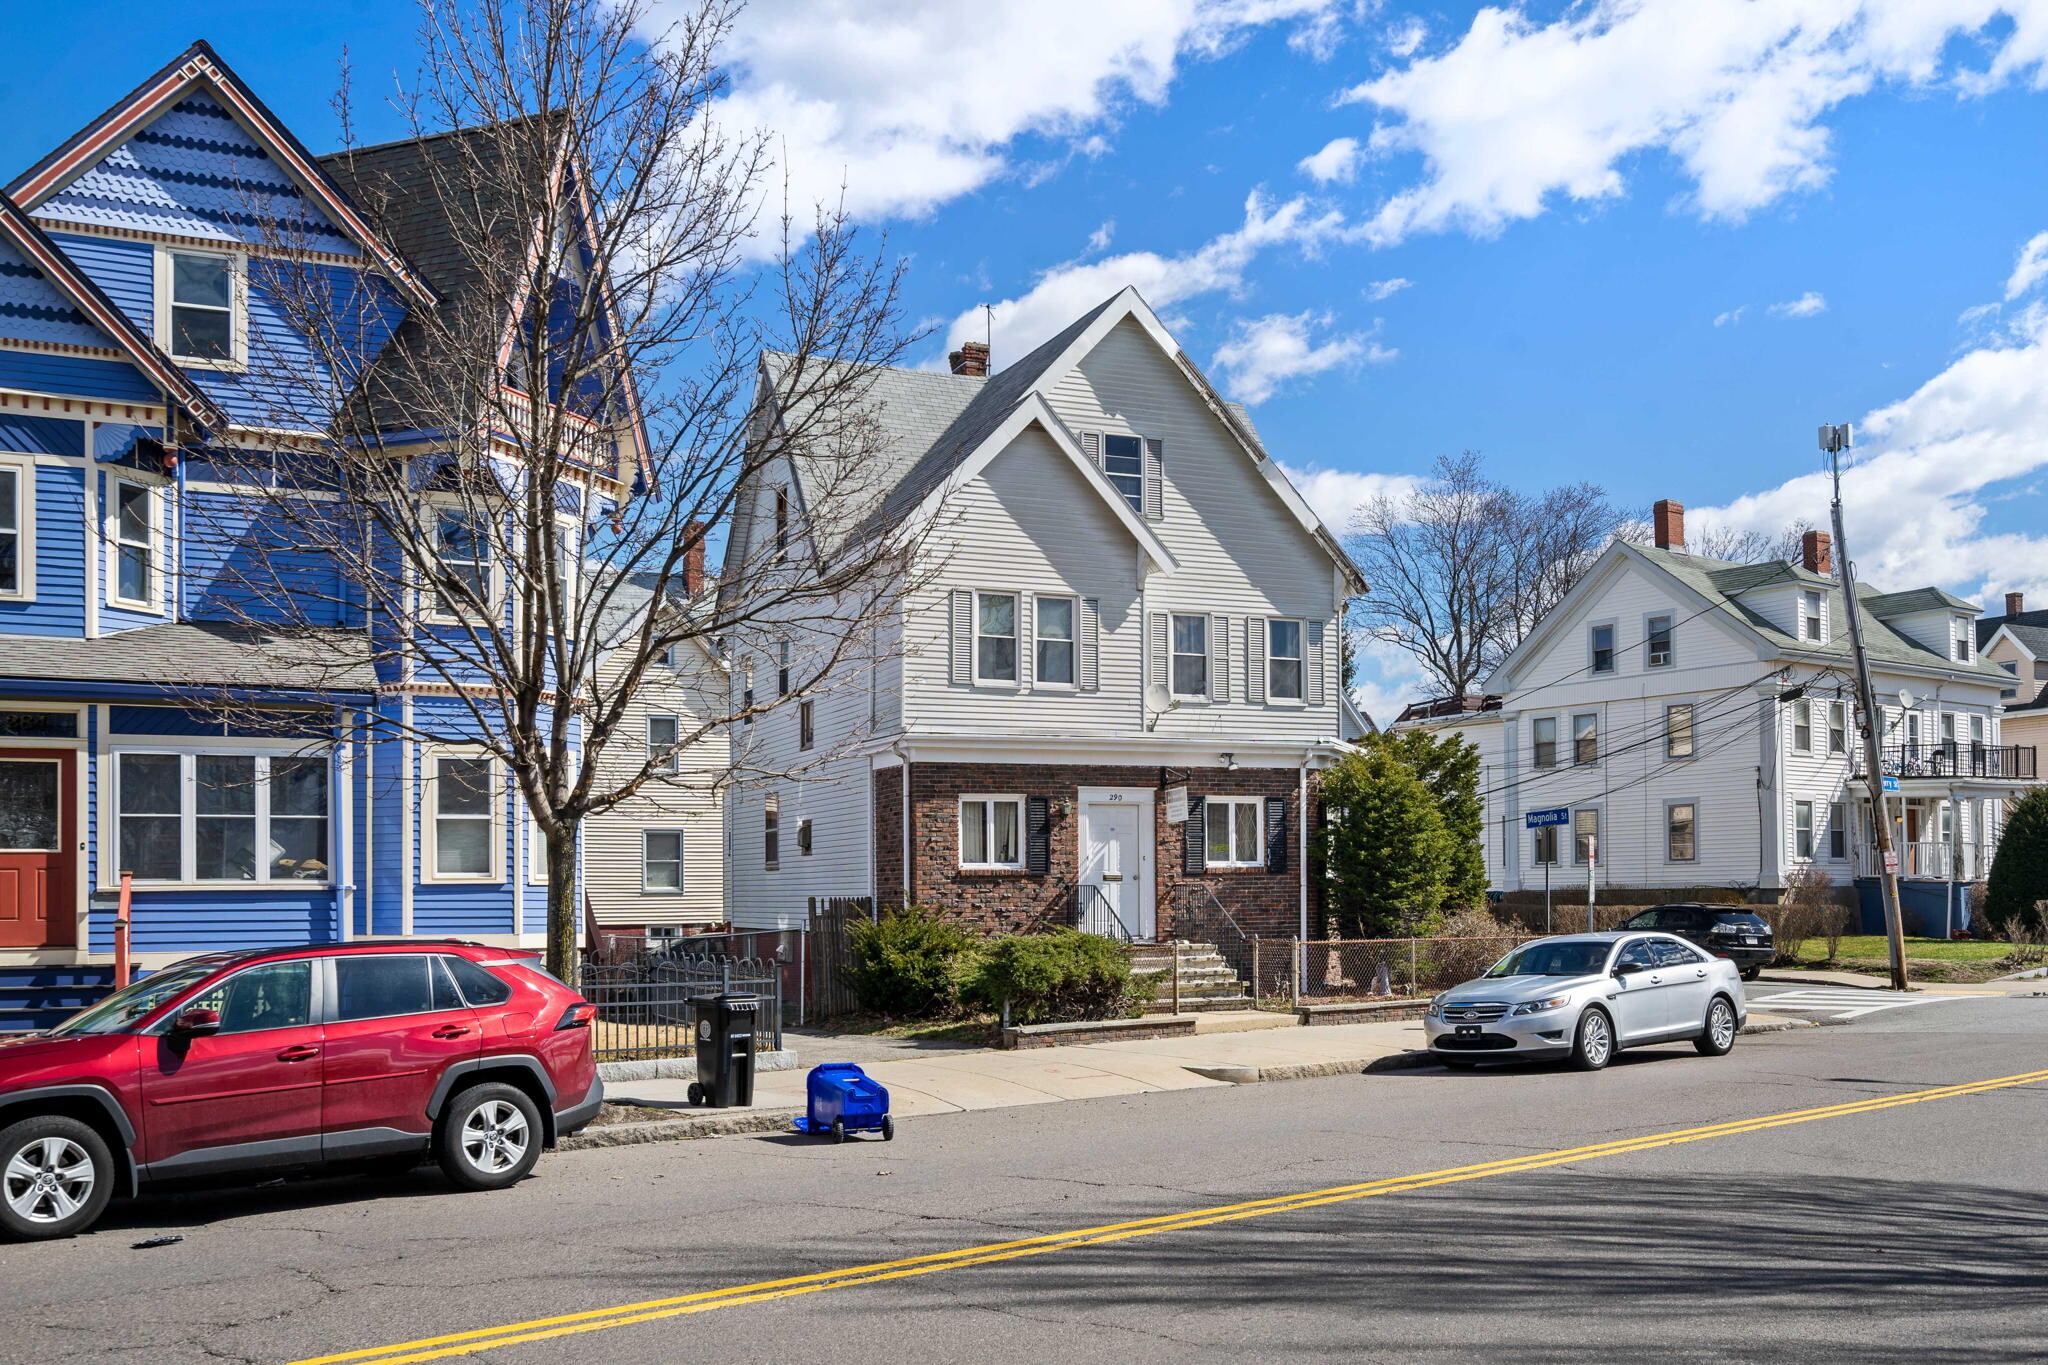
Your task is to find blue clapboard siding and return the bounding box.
[0,462,86,635]
[0,348,155,402]
[89,888,340,953]
[47,232,154,333]
[367,706,406,936]
[181,487,346,626]
[0,414,85,458]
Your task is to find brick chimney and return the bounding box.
[1801,529,1833,575]
[1652,499,1685,551]
[947,341,990,377]
[681,520,707,598]
[2007,591,2026,617]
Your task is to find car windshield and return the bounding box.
[42,966,216,1036]
[1485,941,1611,978]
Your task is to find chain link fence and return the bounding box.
[1246,933,1532,1005]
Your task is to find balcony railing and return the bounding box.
[1854,841,1994,881]
[1855,743,2037,782]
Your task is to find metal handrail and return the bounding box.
[1857,742,2037,781]
[1074,883,1140,942]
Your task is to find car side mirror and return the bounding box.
[1613,962,1643,978]
[170,1007,221,1037]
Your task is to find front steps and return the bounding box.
[0,964,117,1033]
[1129,941,1256,1013]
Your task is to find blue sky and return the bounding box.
[8,1,2048,717]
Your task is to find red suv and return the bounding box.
[0,940,602,1240]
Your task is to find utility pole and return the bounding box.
[1822,423,1910,991]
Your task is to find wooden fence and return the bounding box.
[806,896,874,1019]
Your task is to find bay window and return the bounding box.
[115,750,331,884]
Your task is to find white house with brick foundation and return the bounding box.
[717,288,1368,944]
[1409,500,2035,936]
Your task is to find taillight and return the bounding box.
[556,1002,597,1030]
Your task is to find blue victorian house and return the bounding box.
[0,43,633,1025]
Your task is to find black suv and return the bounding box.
[1618,904,1774,979]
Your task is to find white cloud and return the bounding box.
[1364,277,1412,301]
[1346,634,1433,730]
[1280,463,1425,531]
[1336,2,2048,247]
[2005,230,2048,300]
[1086,220,1116,254]
[1299,135,1364,184]
[1713,305,1746,327]
[1384,15,1428,59]
[1693,302,2048,607]
[941,190,1345,359]
[684,0,1347,242]
[1769,290,1828,319]
[1213,310,1393,403]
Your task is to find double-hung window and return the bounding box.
[798,700,814,751]
[0,459,27,599]
[1589,623,1615,673]
[1205,796,1263,868]
[1829,800,1848,859]
[116,751,331,884]
[959,796,1023,869]
[1666,704,1695,759]
[1531,717,1557,768]
[1268,620,1304,700]
[1646,615,1674,668]
[647,715,680,773]
[773,488,789,558]
[112,480,156,608]
[1953,619,1973,662]
[1794,800,1815,859]
[433,509,491,615]
[1170,614,1208,698]
[764,797,780,870]
[1792,700,1813,753]
[778,642,790,696]
[1802,590,1825,643]
[642,830,685,892]
[1035,596,1075,686]
[429,754,496,880]
[1572,808,1599,865]
[1101,435,1144,514]
[975,592,1018,683]
[1828,701,1847,754]
[1572,712,1598,765]
[163,249,238,365]
[1666,801,1697,862]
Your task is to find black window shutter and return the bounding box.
[1026,796,1051,875]
[1265,796,1288,874]
[1183,796,1206,876]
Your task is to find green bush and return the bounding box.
[1986,787,2048,937]
[962,931,1147,1025]
[845,906,975,1017]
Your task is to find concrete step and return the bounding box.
[1129,953,1231,972]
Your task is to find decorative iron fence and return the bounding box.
[578,951,785,1061]
[1858,743,2037,781]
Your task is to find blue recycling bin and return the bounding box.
[793,1063,893,1142]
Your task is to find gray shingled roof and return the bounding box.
[0,623,376,692]
[1862,585,1978,615]
[1978,609,2048,657]
[1634,545,2009,681]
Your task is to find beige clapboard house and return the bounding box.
[718,287,1369,944]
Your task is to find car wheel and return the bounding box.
[1570,1009,1614,1072]
[1740,965,1761,982]
[0,1115,114,1241]
[435,1083,543,1192]
[1695,998,1738,1056]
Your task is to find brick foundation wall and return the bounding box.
[877,761,1323,939]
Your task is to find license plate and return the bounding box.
[1743,937,1760,945]
[1456,1024,1482,1038]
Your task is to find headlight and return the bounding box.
[1426,994,1447,1019]
[1510,995,1572,1016]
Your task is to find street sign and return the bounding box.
[1525,807,1570,829]
[1882,777,1899,792]
[1883,851,1900,873]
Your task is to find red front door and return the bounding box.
[0,751,74,948]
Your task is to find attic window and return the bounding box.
[1801,590,1825,643]
[773,488,789,558]
[1953,619,1973,662]
[164,249,239,365]
[1101,435,1144,514]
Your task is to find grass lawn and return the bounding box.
[1795,935,2019,963]
[804,1013,996,1044]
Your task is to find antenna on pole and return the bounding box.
[983,303,994,354]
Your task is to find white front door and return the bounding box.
[1080,801,1152,940]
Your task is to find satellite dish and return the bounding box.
[1896,688,1916,713]
[1144,683,1172,714]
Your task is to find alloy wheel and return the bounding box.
[4,1137,95,1226]
[1583,1013,1611,1066]
[1711,1002,1737,1050]
[460,1100,532,1175]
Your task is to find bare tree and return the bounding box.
[1346,453,1627,701]
[1611,516,1813,563]
[181,0,928,979]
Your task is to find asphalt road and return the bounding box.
[5,1001,2047,1365]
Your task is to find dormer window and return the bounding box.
[159,248,242,367]
[1801,590,1825,643]
[1953,618,1973,662]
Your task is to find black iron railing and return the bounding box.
[578,952,784,1061]
[1857,743,2037,781]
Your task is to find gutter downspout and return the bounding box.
[1299,748,1312,956]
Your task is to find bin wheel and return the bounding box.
[881,1117,895,1142]
[687,1083,705,1106]
[831,1119,847,1144]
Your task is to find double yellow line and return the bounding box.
[295,1064,2048,1365]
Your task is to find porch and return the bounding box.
[1856,742,2037,783]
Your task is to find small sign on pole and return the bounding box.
[1164,785,1189,825]
[1525,807,1570,829]
[1883,850,1900,873]
[1881,777,1900,792]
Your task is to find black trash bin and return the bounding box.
[687,992,758,1107]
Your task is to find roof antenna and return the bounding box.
[983,303,993,355]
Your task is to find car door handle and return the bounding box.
[433,1025,472,1039]
[1695,970,1708,979]
[277,1045,320,1062]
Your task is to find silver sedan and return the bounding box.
[1423,932,1746,1070]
